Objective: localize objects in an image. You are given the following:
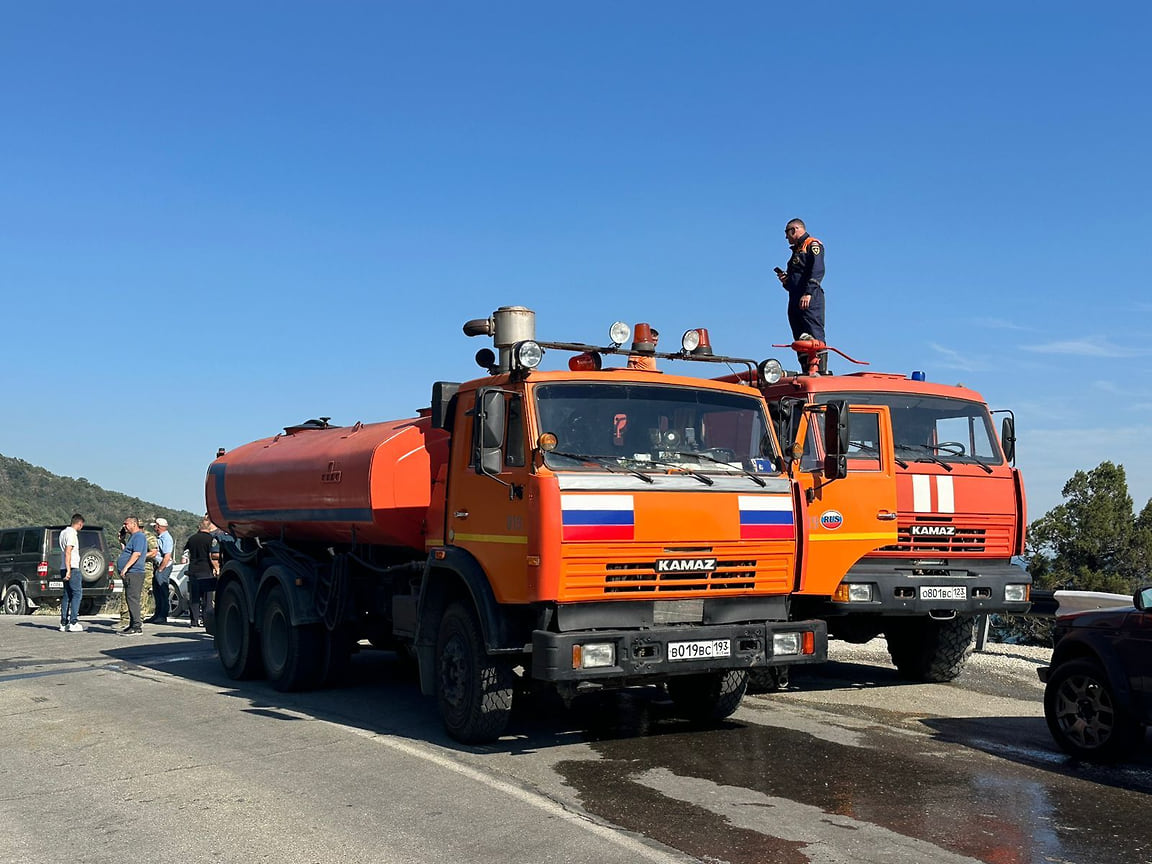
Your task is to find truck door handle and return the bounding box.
[453,510,469,519]
[877,511,898,521]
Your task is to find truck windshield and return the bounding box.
[534,383,778,474]
[816,392,1003,466]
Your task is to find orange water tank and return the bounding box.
[206,415,450,548]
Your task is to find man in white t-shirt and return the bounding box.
[59,513,85,632]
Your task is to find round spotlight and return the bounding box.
[609,321,631,345]
[538,432,558,452]
[758,358,784,385]
[514,340,544,369]
[680,329,701,353]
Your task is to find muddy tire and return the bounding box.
[885,616,974,682]
[667,670,748,721]
[260,584,323,691]
[216,580,263,681]
[1044,658,1143,761]
[435,602,514,743]
[747,666,790,694]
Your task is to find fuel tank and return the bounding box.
[206,415,450,548]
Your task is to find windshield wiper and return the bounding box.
[666,450,767,487]
[640,456,715,486]
[546,450,655,483]
[852,440,908,469]
[897,444,953,472]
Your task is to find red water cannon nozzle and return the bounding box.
[770,339,869,376]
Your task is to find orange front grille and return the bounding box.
[877,515,1015,557]
[559,542,793,601]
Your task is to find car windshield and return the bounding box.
[816,392,1003,466]
[534,382,778,474]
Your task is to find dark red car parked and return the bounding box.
[1039,586,1152,760]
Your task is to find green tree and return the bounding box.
[1027,461,1150,594]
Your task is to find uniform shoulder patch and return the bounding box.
[810,243,822,255]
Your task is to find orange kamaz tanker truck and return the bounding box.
[206,307,898,742]
[730,342,1029,682]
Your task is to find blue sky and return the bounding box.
[2,2,1150,523]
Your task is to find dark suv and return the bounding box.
[0,525,118,616]
[1038,585,1152,760]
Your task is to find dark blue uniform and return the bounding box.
[783,233,825,341]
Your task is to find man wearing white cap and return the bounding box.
[147,517,175,624]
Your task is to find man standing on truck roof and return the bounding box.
[776,218,827,374]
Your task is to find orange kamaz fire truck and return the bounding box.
[206,308,898,741]
[743,340,1029,681]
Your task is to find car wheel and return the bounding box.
[168,580,186,618]
[3,583,29,615]
[1044,657,1143,761]
[79,597,99,616]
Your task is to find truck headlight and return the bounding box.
[1004,584,1029,602]
[773,632,801,656]
[572,642,615,669]
[834,583,874,603]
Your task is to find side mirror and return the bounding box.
[1134,585,1152,611]
[823,400,848,480]
[1001,416,1016,464]
[473,389,506,476]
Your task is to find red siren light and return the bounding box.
[693,328,713,356]
[568,352,602,372]
[631,323,658,353]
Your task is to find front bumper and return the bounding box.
[801,558,1032,616]
[531,619,828,682]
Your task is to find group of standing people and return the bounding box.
[115,515,222,634]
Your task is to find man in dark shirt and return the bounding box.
[183,517,220,627]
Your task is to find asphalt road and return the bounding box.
[2,614,1150,864]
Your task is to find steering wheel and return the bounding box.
[936,441,966,456]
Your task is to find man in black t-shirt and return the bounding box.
[183,517,220,627]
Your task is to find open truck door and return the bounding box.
[787,404,898,597]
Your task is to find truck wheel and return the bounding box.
[884,616,974,682]
[1044,658,1143,761]
[435,602,514,743]
[79,549,106,584]
[747,666,789,694]
[667,670,749,721]
[260,584,323,691]
[3,583,29,616]
[217,581,263,681]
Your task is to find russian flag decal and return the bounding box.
[738,495,795,541]
[561,494,635,541]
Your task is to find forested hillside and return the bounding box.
[0,453,201,555]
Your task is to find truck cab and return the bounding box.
[761,365,1030,681]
